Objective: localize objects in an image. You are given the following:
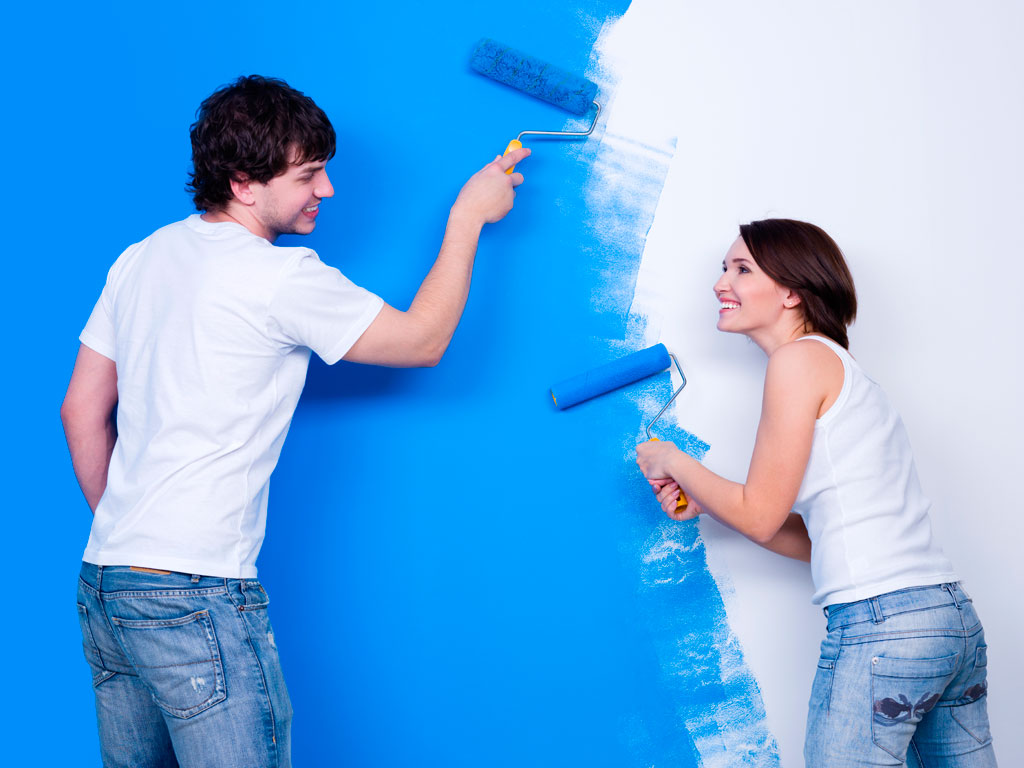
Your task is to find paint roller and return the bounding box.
[550,344,691,510]
[470,38,602,174]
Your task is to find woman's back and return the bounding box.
[792,335,958,606]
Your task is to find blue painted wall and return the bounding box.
[8,0,773,764]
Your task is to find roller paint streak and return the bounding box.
[638,517,780,766]
[582,14,781,765]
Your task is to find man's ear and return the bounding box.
[229,174,256,206]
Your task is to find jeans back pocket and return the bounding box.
[950,644,992,746]
[870,652,960,760]
[76,603,115,687]
[111,609,227,719]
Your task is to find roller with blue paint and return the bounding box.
[550,344,692,510]
[470,38,602,174]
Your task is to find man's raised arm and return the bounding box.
[344,147,530,367]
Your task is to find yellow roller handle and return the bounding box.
[503,139,523,175]
[649,437,689,511]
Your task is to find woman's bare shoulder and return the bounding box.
[770,336,840,369]
[767,337,844,415]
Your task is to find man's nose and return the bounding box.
[316,172,335,199]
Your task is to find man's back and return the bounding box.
[83,214,381,577]
[62,74,527,767]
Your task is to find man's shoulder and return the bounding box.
[117,215,200,255]
[125,215,320,283]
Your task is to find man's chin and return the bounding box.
[279,221,317,238]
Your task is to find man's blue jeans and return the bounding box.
[77,563,292,768]
[806,582,997,767]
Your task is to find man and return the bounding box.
[61,74,529,768]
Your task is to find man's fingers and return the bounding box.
[508,172,525,187]
[495,146,531,172]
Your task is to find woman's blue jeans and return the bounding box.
[806,582,997,767]
[77,563,292,768]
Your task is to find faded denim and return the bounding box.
[806,582,996,767]
[77,563,292,768]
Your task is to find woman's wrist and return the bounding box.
[671,449,692,487]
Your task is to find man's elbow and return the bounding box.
[417,346,444,368]
[387,341,443,368]
[412,334,449,368]
[60,397,76,430]
[60,393,115,434]
[395,314,448,367]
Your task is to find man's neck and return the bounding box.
[201,206,276,243]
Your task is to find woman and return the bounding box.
[635,219,996,767]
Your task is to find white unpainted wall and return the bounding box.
[597,2,1023,764]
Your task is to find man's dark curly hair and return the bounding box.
[187,75,336,211]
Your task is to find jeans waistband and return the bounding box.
[79,562,248,592]
[824,583,968,630]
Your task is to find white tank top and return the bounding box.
[792,335,958,606]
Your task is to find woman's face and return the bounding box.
[713,237,795,336]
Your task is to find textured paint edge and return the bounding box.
[577,8,781,766]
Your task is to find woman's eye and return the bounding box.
[739,266,750,273]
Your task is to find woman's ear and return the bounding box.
[783,290,802,309]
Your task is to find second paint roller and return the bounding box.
[550,344,694,511]
[471,38,602,174]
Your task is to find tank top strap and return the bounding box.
[794,334,852,362]
[793,335,853,425]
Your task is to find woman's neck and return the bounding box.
[749,316,811,356]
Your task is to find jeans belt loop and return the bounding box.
[943,582,961,609]
[191,574,201,584]
[869,596,884,624]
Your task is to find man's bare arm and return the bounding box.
[344,148,530,367]
[61,345,118,512]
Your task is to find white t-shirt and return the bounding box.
[80,214,384,577]
[792,335,958,606]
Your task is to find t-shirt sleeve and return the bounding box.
[266,250,384,365]
[79,275,117,362]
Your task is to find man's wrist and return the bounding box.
[448,202,487,232]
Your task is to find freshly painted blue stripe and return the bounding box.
[579,56,780,762]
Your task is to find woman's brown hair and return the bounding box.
[739,219,857,349]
